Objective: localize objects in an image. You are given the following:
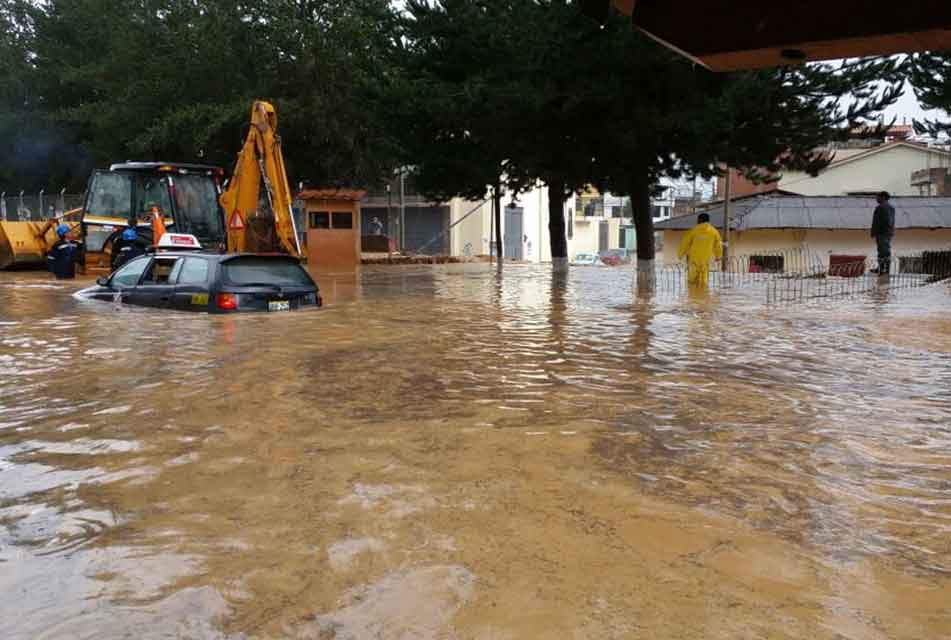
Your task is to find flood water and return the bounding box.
[1,264,950,639]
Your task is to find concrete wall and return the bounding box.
[447,186,575,263]
[780,145,951,196]
[661,227,951,267]
[569,217,601,257]
[449,198,492,258]
[568,217,624,257]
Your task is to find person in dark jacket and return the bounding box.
[47,224,81,279]
[110,227,146,271]
[871,191,896,275]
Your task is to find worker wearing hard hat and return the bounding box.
[110,227,146,271]
[47,224,81,280]
[677,213,723,287]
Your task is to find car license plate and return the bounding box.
[268,300,290,312]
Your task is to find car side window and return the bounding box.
[110,257,151,287]
[177,258,210,286]
[140,257,180,285]
[168,259,184,284]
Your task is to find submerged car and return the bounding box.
[77,234,321,313]
[571,253,601,266]
[598,248,632,266]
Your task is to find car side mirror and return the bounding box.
[96,276,109,287]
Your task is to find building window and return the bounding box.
[332,212,353,229]
[309,211,330,229]
[749,255,784,273]
[567,212,573,239]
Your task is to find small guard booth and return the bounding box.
[297,189,365,271]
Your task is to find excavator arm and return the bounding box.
[219,101,305,259]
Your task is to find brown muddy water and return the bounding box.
[1,265,950,639]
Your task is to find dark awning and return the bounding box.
[601,0,951,71]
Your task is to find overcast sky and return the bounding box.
[884,82,941,124]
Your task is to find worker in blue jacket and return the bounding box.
[110,227,147,271]
[47,224,81,279]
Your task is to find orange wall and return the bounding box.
[717,168,778,200]
[303,199,361,271]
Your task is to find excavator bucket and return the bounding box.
[0,221,74,270]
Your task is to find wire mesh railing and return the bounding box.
[650,247,951,303]
[0,191,85,222]
[652,248,826,294]
[766,250,951,303]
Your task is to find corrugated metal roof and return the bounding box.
[655,196,951,231]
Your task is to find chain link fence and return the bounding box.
[0,191,85,222]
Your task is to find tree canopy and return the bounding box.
[910,51,951,137]
[389,1,905,260]
[0,0,912,266]
[0,0,398,192]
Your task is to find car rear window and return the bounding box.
[222,257,313,286]
[178,257,210,285]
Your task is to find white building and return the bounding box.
[778,141,951,196]
[362,173,715,263]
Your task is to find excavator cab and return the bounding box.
[80,162,227,273]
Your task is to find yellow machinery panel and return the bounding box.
[0,221,78,270]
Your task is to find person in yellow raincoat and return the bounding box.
[677,213,723,287]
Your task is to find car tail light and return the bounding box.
[216,293,238,310]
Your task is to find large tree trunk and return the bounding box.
[547,180,568,267]
[630,177,655,290]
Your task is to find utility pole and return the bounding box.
[399,168,406,253]
[722,168,732,271]
[386,183,392,258]
[494,181,503,265]
[692,176,699,214]
[489,197,494,265]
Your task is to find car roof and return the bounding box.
[145,252,303,262]
[108,161,224,174]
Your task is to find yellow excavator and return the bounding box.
[0,215,81,270]
[0,100,304,271]
[219,100,304,258]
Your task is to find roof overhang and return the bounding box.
[604,0,951,71]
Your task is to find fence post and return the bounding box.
[18,190,25,221]
[0,192,5,221]
[58,188,66,216]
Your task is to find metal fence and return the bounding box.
[648,247,951,302]
[766,250,951,303]
[0,191,85,222]
[650,248,826,294]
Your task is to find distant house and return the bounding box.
[655,194,951,269]
[718,140,951,199]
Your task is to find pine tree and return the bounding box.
[910,51,951,137]
[391,1,904,265]
[588,14,905,270]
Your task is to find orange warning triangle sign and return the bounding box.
[229,211,245,230]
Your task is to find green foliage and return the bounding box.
[390,1,904,260]
[0,0,399,191]
[910,51,951,137]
